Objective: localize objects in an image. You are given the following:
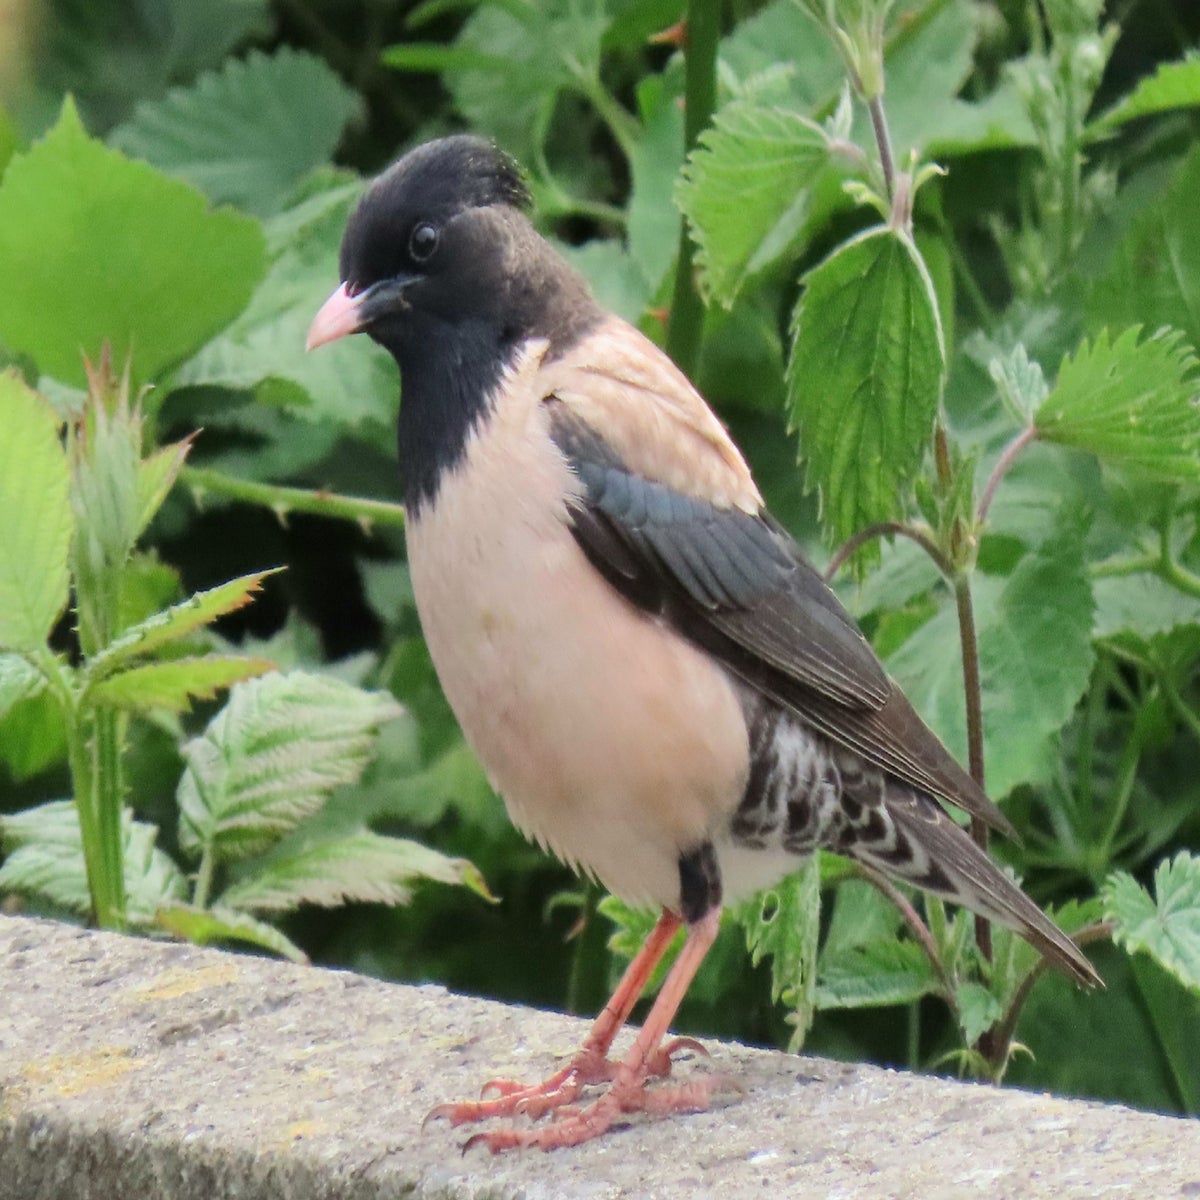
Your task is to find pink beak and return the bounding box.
[306,283,365,351]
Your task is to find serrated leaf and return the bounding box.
[175,183,397,430]
[816,938,939,1009]
[220,830,490,913]
[1036,328,1200,482]
[600,895,684,994]
[0,799,186,922]
[0,655,47,721]
[989,344,1048,424]
[743,857,821,1049]
[887,521,1095,798]
[0,99,266,387]
[177,672,404,863]
[788,228,944,549]
[136,437,192,537]
[156,902,307,963]
[88,569,280,680]
[1090,55,1200,134]
[89,655,273,713]
[0,372,72,652]
[1105,853,1200,995]
[677,102,828,306]
[110,49,361,217]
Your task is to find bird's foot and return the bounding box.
[462,1070,720,1153]
[425,1037,706,1128]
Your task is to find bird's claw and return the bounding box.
[457,1074,720,1153]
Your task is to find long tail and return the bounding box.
[852,786,1102,988]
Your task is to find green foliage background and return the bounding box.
[1,0,1199,1117]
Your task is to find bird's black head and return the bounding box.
[307,135,600,511]
[308,135,596,365]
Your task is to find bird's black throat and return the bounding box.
[387,288,602,516]
[391,316,510,515]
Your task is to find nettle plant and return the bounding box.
[558,0,1200,1081]
[0,353,486,958]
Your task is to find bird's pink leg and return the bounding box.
[427,909,691,1126]
[465,909,721,1152]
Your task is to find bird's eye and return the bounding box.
[409,222,440,263]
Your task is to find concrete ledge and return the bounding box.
[1,915,1197,1200]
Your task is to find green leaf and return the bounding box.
[560,240,652,327]
[887,521,1096,798]
[381,44,512,74]
[89,655,274,713]
[821,877,903,957]
[0,107,16,179]
[954,980,1003,1046]
[876,0,1034,157]
[677,102,828,306]
[110,49,361,217]
[176,671,404,863]
[626,70,685,294]
[600,895,684,994]
[1087,146,1200,355]
[788,228,944,549]
[136,437,193,538]
[0,98,266,387]
[0,690,68,781]
[0,372,72,652]
[9,0,270,136]
[175,183,397,430]
[1105,853,1200,995]
[989,344,1048,425]
[1093,574,1200,643]
[718,0,844,111]
[156,902,307,963]
[0,799,186,922]
[220,830,490,913]
[742,857,822,1049]
[0,655,47,722]
[425,0,610,162]
[1035,328,1200,482]
[816,938,939,1009]
[88,569,280,680]
[1090,55,1200,134]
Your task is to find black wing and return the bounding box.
[547,400,1015,838]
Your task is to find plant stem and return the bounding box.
[665,0,720,377]
[977,426,1037,525]
[867,95,897,201]
[988,921,1112,1073]
[565,879,610,1016]
[952,573,992,965]
[93,710,127,931]
[194,845,216,912]
[569,69,640,164]
[1059,49,1080,272]
[181,466,407,531]
[823,521,953,581]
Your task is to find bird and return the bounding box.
[306,134,1101,1152]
